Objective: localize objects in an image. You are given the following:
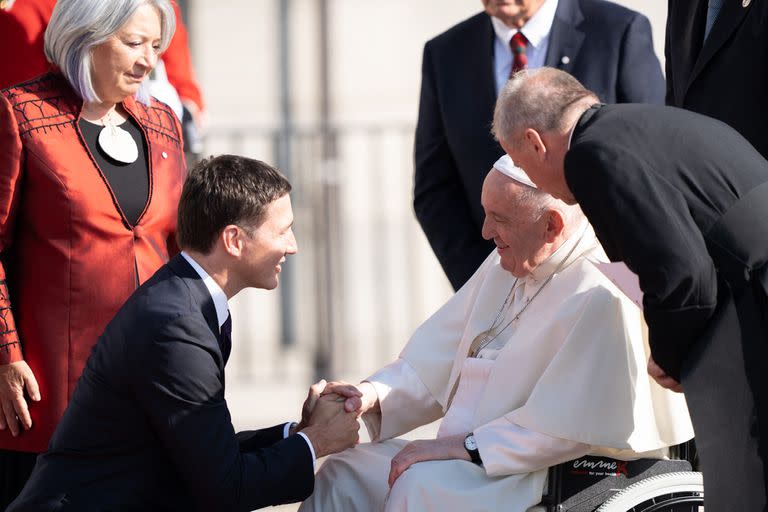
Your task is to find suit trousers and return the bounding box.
[0,450,37,511]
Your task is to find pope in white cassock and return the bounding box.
[299,156,694,512]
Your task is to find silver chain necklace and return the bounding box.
[468,225,588,358]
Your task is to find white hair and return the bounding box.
[44,0,176,105]
[504,177,584,238]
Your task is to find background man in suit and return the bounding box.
[414,0,665,290]
[493,67,768,511]
[665,0,768,159]
[8,155,361,511]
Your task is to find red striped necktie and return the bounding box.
[510,32,529,77]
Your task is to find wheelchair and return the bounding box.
[530,441,703,511]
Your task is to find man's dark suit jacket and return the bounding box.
[8,255,314,512]
[414,0,665,290]
[666,0,768,159]
[566,103,768,511]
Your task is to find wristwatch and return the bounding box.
[464,432,482,465]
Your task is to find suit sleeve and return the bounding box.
[615,13,665,104]
[0,93,25,364]
[413,42,494,290]
[134,315,314,511]
[236,424,287,452]
[565,143,717,380]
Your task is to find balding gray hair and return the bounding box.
[44,0,176,105]
[492,67,598,143]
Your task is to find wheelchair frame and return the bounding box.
[536,441,704,511]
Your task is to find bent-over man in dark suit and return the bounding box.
[8,155,361,511]
[493,67,768,512]
[665,0,768,159]
[415,0,665,290]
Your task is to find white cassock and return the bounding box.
[300,224,694,512]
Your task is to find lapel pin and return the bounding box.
[561,56,570,65]
[743,0,750,7]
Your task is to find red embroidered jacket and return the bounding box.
[0,73,185,452]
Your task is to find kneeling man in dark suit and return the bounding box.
[9,155,360,511]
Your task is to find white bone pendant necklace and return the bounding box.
[97,111,138,164]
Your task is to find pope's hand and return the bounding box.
[0,361,41,437]
[321,380,378,414]
[647,356,683,393]
[388,435,468,487]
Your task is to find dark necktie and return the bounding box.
[704,0,724,41]
[220,312,232,365]
[510,32,529,77]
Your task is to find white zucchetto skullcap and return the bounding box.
[492,154,537,189]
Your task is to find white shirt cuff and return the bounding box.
[284,421,317,469]
[296,432,317,469]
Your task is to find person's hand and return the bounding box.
[648,356,683,393]
[388,435,468,487]
[0,361,41,437]
[321,380,377,414]
[181,99,207,133]
[292,379,327,434]
[300,393,360,458]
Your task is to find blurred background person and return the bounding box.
[414,0,665,291]
[665,0,768,159]
[0,0,185,506]
[0,0,205,163]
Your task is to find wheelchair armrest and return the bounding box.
[540,456,692,512]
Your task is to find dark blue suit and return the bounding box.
[666,0,768,160]
[9,255,314,511]
[414,0,665,290]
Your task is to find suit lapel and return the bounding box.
[472,14,497,105]
[544,0,585,72]
[668,0,707,103]
[687,0,752,91]
[167,255,220,341]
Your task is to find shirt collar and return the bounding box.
[567,119,577,149]
[490,0,559,49]
[181,251,229,329]
[527,220,590,282]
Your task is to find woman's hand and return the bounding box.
[388,435,469,487]
[0,361,41,436]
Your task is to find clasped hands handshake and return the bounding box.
[295,380,468,487]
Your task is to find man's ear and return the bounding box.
[543,209,565,243]
[221,225,244,257]
[524,128,547,160]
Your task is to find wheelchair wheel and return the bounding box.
[596,472,703,511]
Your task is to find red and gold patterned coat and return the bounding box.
[0,73,186,452]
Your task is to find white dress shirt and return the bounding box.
[491,0,559,94]
[180,252,316,464]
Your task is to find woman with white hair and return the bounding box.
[0,0,184,505]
